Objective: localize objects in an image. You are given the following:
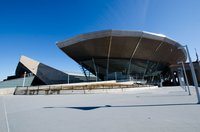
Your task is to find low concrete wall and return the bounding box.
[0,87,15,95]
[60,86,158,94]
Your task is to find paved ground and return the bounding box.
[0,86,200,132]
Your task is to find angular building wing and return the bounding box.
[0,56,91,88]
[15,56,70,85]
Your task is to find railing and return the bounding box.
[14,81,152,95]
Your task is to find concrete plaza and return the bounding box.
[0,86,200,132]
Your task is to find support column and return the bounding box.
[127,34,143,75]
[142,60,149,80]
[92,58,98,82]
[185,45,200,103]
[106,35,112,80]
[181,61,191,95]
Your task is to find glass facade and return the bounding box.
[80,58,168,82]
[0,76,35,88]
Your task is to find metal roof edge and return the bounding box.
[56,30,184,49]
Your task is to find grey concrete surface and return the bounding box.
[0,88,15,95]
[0,97,9,132]
[0,86,200,132]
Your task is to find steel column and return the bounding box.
[181,61,191,95]
[127,34,143,75]
[106,35,112,80]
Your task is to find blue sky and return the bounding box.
[0,0,200,81]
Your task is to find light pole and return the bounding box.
[178,61,191,95]
[179,45,200,103]
[115,72,117,81]
[96,72,98,82]
[22,71,26,87]
[68,74,69,84]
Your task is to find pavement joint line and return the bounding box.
[2,97,10,132]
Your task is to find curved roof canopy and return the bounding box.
[57,30,187,65]
[57,30,187,80]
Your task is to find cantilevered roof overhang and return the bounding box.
[57,30,187,65]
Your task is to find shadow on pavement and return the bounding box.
[43,103,199,111]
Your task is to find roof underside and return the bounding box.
[57,30,187,64]
[57,30,187,80]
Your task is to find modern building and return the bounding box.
[170,61,200,86]
[0,56,94,88]
[1,29,200,88]
[57,30,187,85]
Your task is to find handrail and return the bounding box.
[14,81,152,95]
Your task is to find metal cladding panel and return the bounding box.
[58,30,112,48]
[111,30,142,37]
[142,32,165,41]
[110,36,140,59]
[152,42,173,64]
[36,63,69,85]
[155,42,180,64]
[133,38,162,61]
[164,37,179,46]
[58,30,143,48]
[61,37,110,61]
[170,48,186,64]
[166,46,179,64]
